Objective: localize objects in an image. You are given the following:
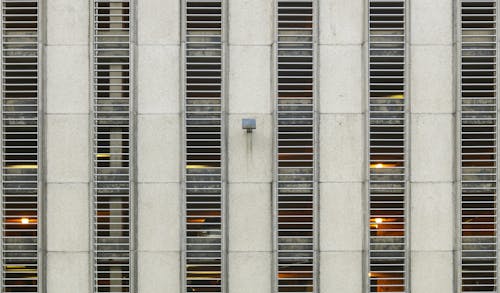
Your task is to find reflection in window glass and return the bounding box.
[276,1,316,292]
[92,1,133,292]
[460,1,497,292]
[368,1,407,292]
[1,1,41,292]
[184,0,225,292]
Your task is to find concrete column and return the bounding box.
[318,0,365,292]
[409,0,455,292]
[136,0,181,292]
[227,0,273,292]
[45,0,90,292]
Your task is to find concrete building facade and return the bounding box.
[0,0,492,293]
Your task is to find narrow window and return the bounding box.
[92,1,134,292]
[275,1,316,292]
[368,0,407,292]
[183,0,226,292]
[460,1,497,291]
[1,1,41,292]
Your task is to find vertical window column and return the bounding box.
[459,1,497,292]
[275,1,316,292]
[92,1,134,292]
[368,0,407,292]
[183,0,225,292]
[1,1,41,292]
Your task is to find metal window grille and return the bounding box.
[91,1,134,292]
[459,1,497,292]
[1,1,41,292]
[274,1,316,292]
[368,0,407,292]
[183,0,225,292]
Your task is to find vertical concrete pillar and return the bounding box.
[136,0,181,292]
[409,0,455,292]
[318,0,365,292]
[227,0,273,292]
[45,0,91,292]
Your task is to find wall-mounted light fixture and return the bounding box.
[242,118,256,133]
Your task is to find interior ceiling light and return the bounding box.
[186,164,211,169]
[8,164,37,169]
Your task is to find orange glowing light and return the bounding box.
[21,218,29,224]
[370,163,397,169]
[187,218,206,223]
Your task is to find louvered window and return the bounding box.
[183,0,225,292]
[92,1,134,292]
[275,1,316,292]
[368,1,407,292]
[460,1,497,292]
[1,1,41,292]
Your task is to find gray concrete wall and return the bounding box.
[40,0,460,292]
[409,0,455,292]
[45,0,90,292]
[227,0,273,292]
[136,0,181,292]
[319,0,365,291]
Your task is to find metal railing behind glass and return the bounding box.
[92,1,134,292]
[183,0,225,292]
[275,0,316,292]
[1,1,41,292]
[368,0,407,292]
[459,1,498,292]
